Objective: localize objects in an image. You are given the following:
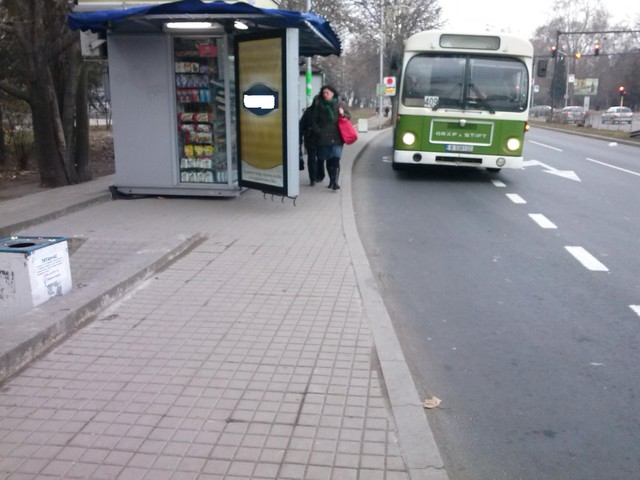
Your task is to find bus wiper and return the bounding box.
[468,83,495,114]
[433,83,462,111]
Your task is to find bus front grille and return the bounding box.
[435,156,482,164]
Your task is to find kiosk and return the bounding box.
[69,0,341,199]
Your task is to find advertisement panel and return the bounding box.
[236,30,299,197]
[573,78,599,96]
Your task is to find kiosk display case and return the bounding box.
[174,37,232,185]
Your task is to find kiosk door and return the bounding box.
[235,29,299,198]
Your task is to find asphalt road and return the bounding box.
[352,127,640,480]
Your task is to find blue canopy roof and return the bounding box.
[68,0,341,56]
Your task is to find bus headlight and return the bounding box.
[402,132,416,146]
[506,138,521,152]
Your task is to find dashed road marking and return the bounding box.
[529,214,557,229]
[491,180,506,187]
[529,140,562,151]
[630,305,640,317]
[506,193,526,204]
[565,246,609,272]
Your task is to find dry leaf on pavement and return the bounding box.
[422,396,442,409]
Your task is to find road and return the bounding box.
[352,127,640,480]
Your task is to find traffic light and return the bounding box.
[619,86,627,106]
[594,41,600,56]
[551,45,557,57]
[536,59,548,77]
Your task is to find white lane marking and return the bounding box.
[491,180,506,187]
[585,157,640,177]
[630,305,640,317]
[529,140,562,151]
[529,214,557,229]
[382,155,392,163]
[565,246,609,272]
[506,193,526,204]
[522,159,581,182]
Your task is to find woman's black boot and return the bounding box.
[332,167,340,190]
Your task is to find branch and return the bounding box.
[47,29,79,61]
[0,80,30,103]
[0,23,15,34]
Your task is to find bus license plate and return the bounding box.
[445,144,474,153]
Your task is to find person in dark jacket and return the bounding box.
[312,84,350,190]
[300,95,321,185]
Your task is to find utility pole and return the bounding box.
[378,0,384,117]
[306,0,312,108]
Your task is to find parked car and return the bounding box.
[529,105,552,120]
[601,106,633,124]
[553,106,587,125]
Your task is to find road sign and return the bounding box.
[384,76,396,96]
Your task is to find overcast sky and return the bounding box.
[441,0,640,39]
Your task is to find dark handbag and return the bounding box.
[338,116,358,145]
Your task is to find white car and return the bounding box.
[601,107,633,124]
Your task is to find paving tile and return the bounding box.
[0,161,414,479]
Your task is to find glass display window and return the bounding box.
[174,37,230,184]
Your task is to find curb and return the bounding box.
[342,129,449,480]
[0,194,112,238]
[0,175,116,238]
[0,233,206,385]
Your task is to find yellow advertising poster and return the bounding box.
[238,36,284,188]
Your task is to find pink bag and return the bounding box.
[338,116,358,145]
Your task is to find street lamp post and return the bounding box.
[378,0,384,116]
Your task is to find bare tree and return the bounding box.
[280,0,443,106]
[0,0,91,187]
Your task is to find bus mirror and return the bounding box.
[536,59,548,78]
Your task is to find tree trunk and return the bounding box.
[75,63,92,182]
[30,75,71,187]
[0,107,5,166]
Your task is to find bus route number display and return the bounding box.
[424,96,439,108]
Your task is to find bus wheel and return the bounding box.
[392,161,405,171]
[486,168,502,173]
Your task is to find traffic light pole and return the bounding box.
[550,28,640,113]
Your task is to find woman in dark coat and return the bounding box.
[312,85,350,190]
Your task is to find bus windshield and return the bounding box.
[401,54,529,113]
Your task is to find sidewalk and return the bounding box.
[0,118,447,479]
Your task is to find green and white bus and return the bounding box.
[393,31,533,172]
